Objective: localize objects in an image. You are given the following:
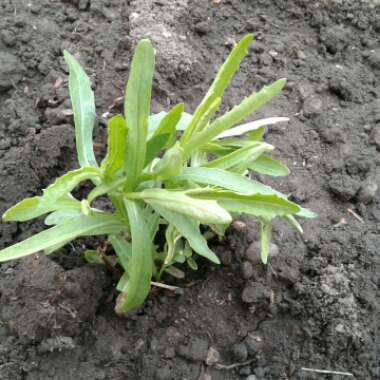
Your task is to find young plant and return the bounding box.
[0,35,315,314]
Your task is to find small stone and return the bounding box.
[176,338,208,362]
[245,242,279,264]
[194,21,210,35]
[367,49,380,70]
[232,342,248,361]
[297,83,314,100]
[247,376,258,380]
[239,366,251,376]
[164,347,176,359]
[245,334,263,356]
[1,30,16,47]
[357,180,378,204]
[303,95,323,118]
[206,346,221,365]
[241,282,269,304]
[241,261,254,279]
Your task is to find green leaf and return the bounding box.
[174,167,278,195]
[192,190,300,218]
[63,51,97,168]
[202,142,273,170]
[44,167,103,200]
[151,103,184,146]
[259,219,272,264]
[109,234,131,272]
[0,214,126,262]
[148,111,192,137]
[249,155,290,177]
[296,207,317,218]
[87,177,125,204]
[152,142,184,180]
[44,209,83,226]
[84,249,104,264]
[285,214,303,234]
[101,115,128,178]
[124,40,155,189]
[116,200,153,314]
[144,133,170,167]
[214,117,288,139]
[125,189,232,225]
[184,78,286,157]
[3,195,81,222]
[152,206,220,264]
[181,34,254,143]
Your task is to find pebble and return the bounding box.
[247,375,258,380]
[245,334,263,356]
[239,366,251,376]
[155,366,172,380]
[241,282,269,304]
[245,242,279,264]
[241,261,254,279]
[357,180,378,204]
[232,342,248,361]
[303,95,323,118]
[1,30,16,47]
[206,346,221,365]
[367,49,380,70]
[176,337,208,362]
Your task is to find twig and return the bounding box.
[347,208,364,224]
[215,359,255,370]
[151,281,178,291]
[301,367,354,377]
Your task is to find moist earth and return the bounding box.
[0,0,379,379]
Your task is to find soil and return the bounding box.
[0,0,379,379]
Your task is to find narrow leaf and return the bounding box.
[214,117,288,139]
[88,177,125,203]
[181,34,254,143]
[0,214,126,262]
[124,40,155,189]
[260,219,272,264]
[152,206,220,264]
[184,79,286,156]
[109,234,131,272]
[116,200,153,313]
[63,51,97,168]
[148,111,192,137]
[101,115,128,178]
[202,142,273,170]
[44,209,83,226]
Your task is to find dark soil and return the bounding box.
[1,1,379,379]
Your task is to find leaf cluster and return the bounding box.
[0,35,315,314]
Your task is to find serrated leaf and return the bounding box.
[249,155,290,177]
[116,200,153,314]
[0,214,126,262]
[124,40,155,190]
[125,189,232,225]
[184,78,286,156]
[63,51,97,168]
[181,34,254,143]
[152,206,220,264]
[101,114,128,178]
